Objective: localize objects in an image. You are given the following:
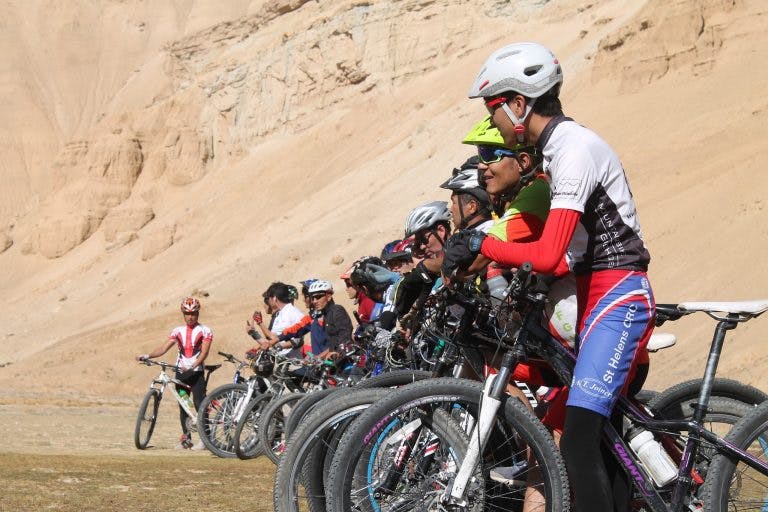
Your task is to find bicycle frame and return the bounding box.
[446,284,768,512]
[145,362,196,420]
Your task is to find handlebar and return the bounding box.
[137,358,181,373]
[217,351,244,364]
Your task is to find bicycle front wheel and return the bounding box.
[233,393,274,460]
[259,392,306,465]
[134,389,161,449]
[700,399,768,511]
[196,383,251,458]
[326,377,569,512]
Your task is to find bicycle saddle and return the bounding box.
[678,299,768,316]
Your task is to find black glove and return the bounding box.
[441,230,486,276]
[394,261,436,316]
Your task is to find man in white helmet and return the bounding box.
[443,42,655,512]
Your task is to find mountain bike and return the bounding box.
[326,264,768,511]
[133,358,221,449]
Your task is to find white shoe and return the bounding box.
[489,460,528,486]
[191,440,207,451]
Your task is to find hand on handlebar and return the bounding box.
[136,354,149,362]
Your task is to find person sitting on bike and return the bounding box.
[299,278,318,311]
[340,257,381,325]
[381,237,416,274]
[247,282,306,357]
[277,280,354,360]
[440,156,495,234]
[135,297,212,450]
[443,41,655,512]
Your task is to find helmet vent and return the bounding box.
[524,65,542,76]
[497,49,521,60]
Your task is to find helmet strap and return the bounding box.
[501,97,537,143]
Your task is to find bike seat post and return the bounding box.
[692,314,739,424]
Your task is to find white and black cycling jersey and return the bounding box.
[540,117,651,274]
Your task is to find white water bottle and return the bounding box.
[628,428,677,487]
[486,268,508,306]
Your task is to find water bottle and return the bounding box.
[627,427,678,487]
[486,267,508,306]
[178,389,194,411]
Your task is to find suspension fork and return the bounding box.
[374,345,466,495]
[449,350,519,501]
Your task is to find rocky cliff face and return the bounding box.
[1,0,767,398]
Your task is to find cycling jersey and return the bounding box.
[168,323,213,371]
[486,175,549,243]
[545,117,650,274]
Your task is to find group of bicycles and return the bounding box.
[135,264,768,512]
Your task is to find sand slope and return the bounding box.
[1,0,767,401]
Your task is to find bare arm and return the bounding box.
[136,338,176,361]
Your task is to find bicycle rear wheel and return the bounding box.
[134,389,161,449]
[700,400,768,511]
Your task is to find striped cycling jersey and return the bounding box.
[168,323,213,371]
[543,117,650,274]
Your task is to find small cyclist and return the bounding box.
[136,297,212,450]
[443,41,655,512]
[277,280,354,360]
[247,282,305,357]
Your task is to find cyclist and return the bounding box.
[340,257,381,325]
[247,282,305,357]
[392,200,453,323]
[277,280,353,359]
[135,297,212,450]
[440,156,495,233]
[444,41,655,512]
[381,237,416,274]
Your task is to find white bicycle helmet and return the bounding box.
[404,201,451,238]
[468,42,562,100]
[307,280,333,294]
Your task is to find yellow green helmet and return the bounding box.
[462,116,535,152]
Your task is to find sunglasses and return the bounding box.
[414,230,434,246]
[477,145,519,164]
[309,293,327,301]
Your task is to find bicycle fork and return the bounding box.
[447,351,516,503]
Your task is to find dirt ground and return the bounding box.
[0,402,275,511]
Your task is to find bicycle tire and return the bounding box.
[134,388,161,449]
[259,392,306,465]
[284,388,337,440]
[274,388,392,512]
[649,378,767,417]
[351,369,433,389]
[283,370,433,437]
[699,399,768,511]
[326,377,569,512]
[233,393,274,460]
[196,382,251,458]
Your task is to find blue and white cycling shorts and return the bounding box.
[567,270,655,417]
